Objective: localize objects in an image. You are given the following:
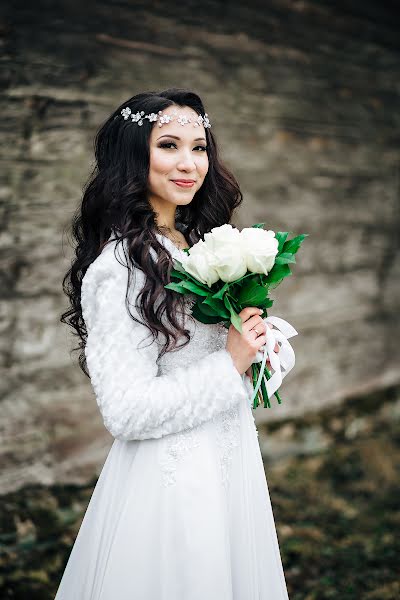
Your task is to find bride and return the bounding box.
[57,87,290,599]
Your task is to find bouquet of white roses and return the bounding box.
[165,223,308,409]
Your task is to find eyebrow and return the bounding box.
[156,134,207,142]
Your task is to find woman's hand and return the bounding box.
[245,328,280,379]
[226,307,280,376]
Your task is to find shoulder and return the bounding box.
[81,239,148,325]
[83,237,153,291]
[83,239,128,289]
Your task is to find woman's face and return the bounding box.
[148,105,209,213]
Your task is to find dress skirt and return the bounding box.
[54,382,289,599]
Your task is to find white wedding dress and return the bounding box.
[54,232,290,599]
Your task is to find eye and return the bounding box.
[158,142,176,149]
[158,142,207,152]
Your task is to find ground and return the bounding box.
[1,387,399,599]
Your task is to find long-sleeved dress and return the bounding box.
[54,231,290,599]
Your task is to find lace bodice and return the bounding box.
[157,294,229,374]
[80,232,250,442]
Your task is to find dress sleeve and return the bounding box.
[81,241,249,441]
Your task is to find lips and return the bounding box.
[171,179,196,183]
[171,179,196,188]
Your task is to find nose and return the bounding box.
[176,148,196,172]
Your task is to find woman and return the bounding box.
[57,88,289,599]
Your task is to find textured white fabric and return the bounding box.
[80,235,250,441]
[54,232,290,599]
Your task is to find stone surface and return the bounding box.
[0,0,399,494]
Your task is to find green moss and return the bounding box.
[1,390,399,599]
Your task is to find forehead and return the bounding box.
[149,106,206,141]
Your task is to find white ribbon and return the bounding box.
[249,316,298,405]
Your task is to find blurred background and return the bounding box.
[1,1,399,598]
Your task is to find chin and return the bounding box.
[170,193,195,204]
[176,197,194,206]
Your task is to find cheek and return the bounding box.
[149,149,173,175]
[199,155,209,178]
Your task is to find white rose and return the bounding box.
[212,244,247,282]
[180,240,220,287]
[240,227,278,275]
[203,223,241,252]
[204,224,247,282]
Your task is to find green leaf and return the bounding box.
[170,263,210,289]
[180,280,209,296]
[274,253,296,265]
[237,283,268,305]
[164,282,187,294]
[169,268,187,280]
[252,223,265,229]
[275,231,289,253]
[211,281,229,300]
[269,273,292,290]
[266,264,292,283]
[191,303,222,324]
[228,271,258,286]
[224,295,242,333]
[203,296,230,318]
[257,297,274,309]
[282,233,309,255]
[196,300,219,317]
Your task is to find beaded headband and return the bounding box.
[120,106,211,128]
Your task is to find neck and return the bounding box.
[158,223,177,233]
[150,196,179,233]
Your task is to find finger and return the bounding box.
[256,334,267,348]
[242,314,266,333]
[239,306,263,321]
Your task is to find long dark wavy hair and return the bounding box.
[61,87,244,377]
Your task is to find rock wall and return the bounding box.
[1,0,399,493]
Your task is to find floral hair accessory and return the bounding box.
[120,107,211,128]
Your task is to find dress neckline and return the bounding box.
[107,229,189,255]
[154,232,189,255]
